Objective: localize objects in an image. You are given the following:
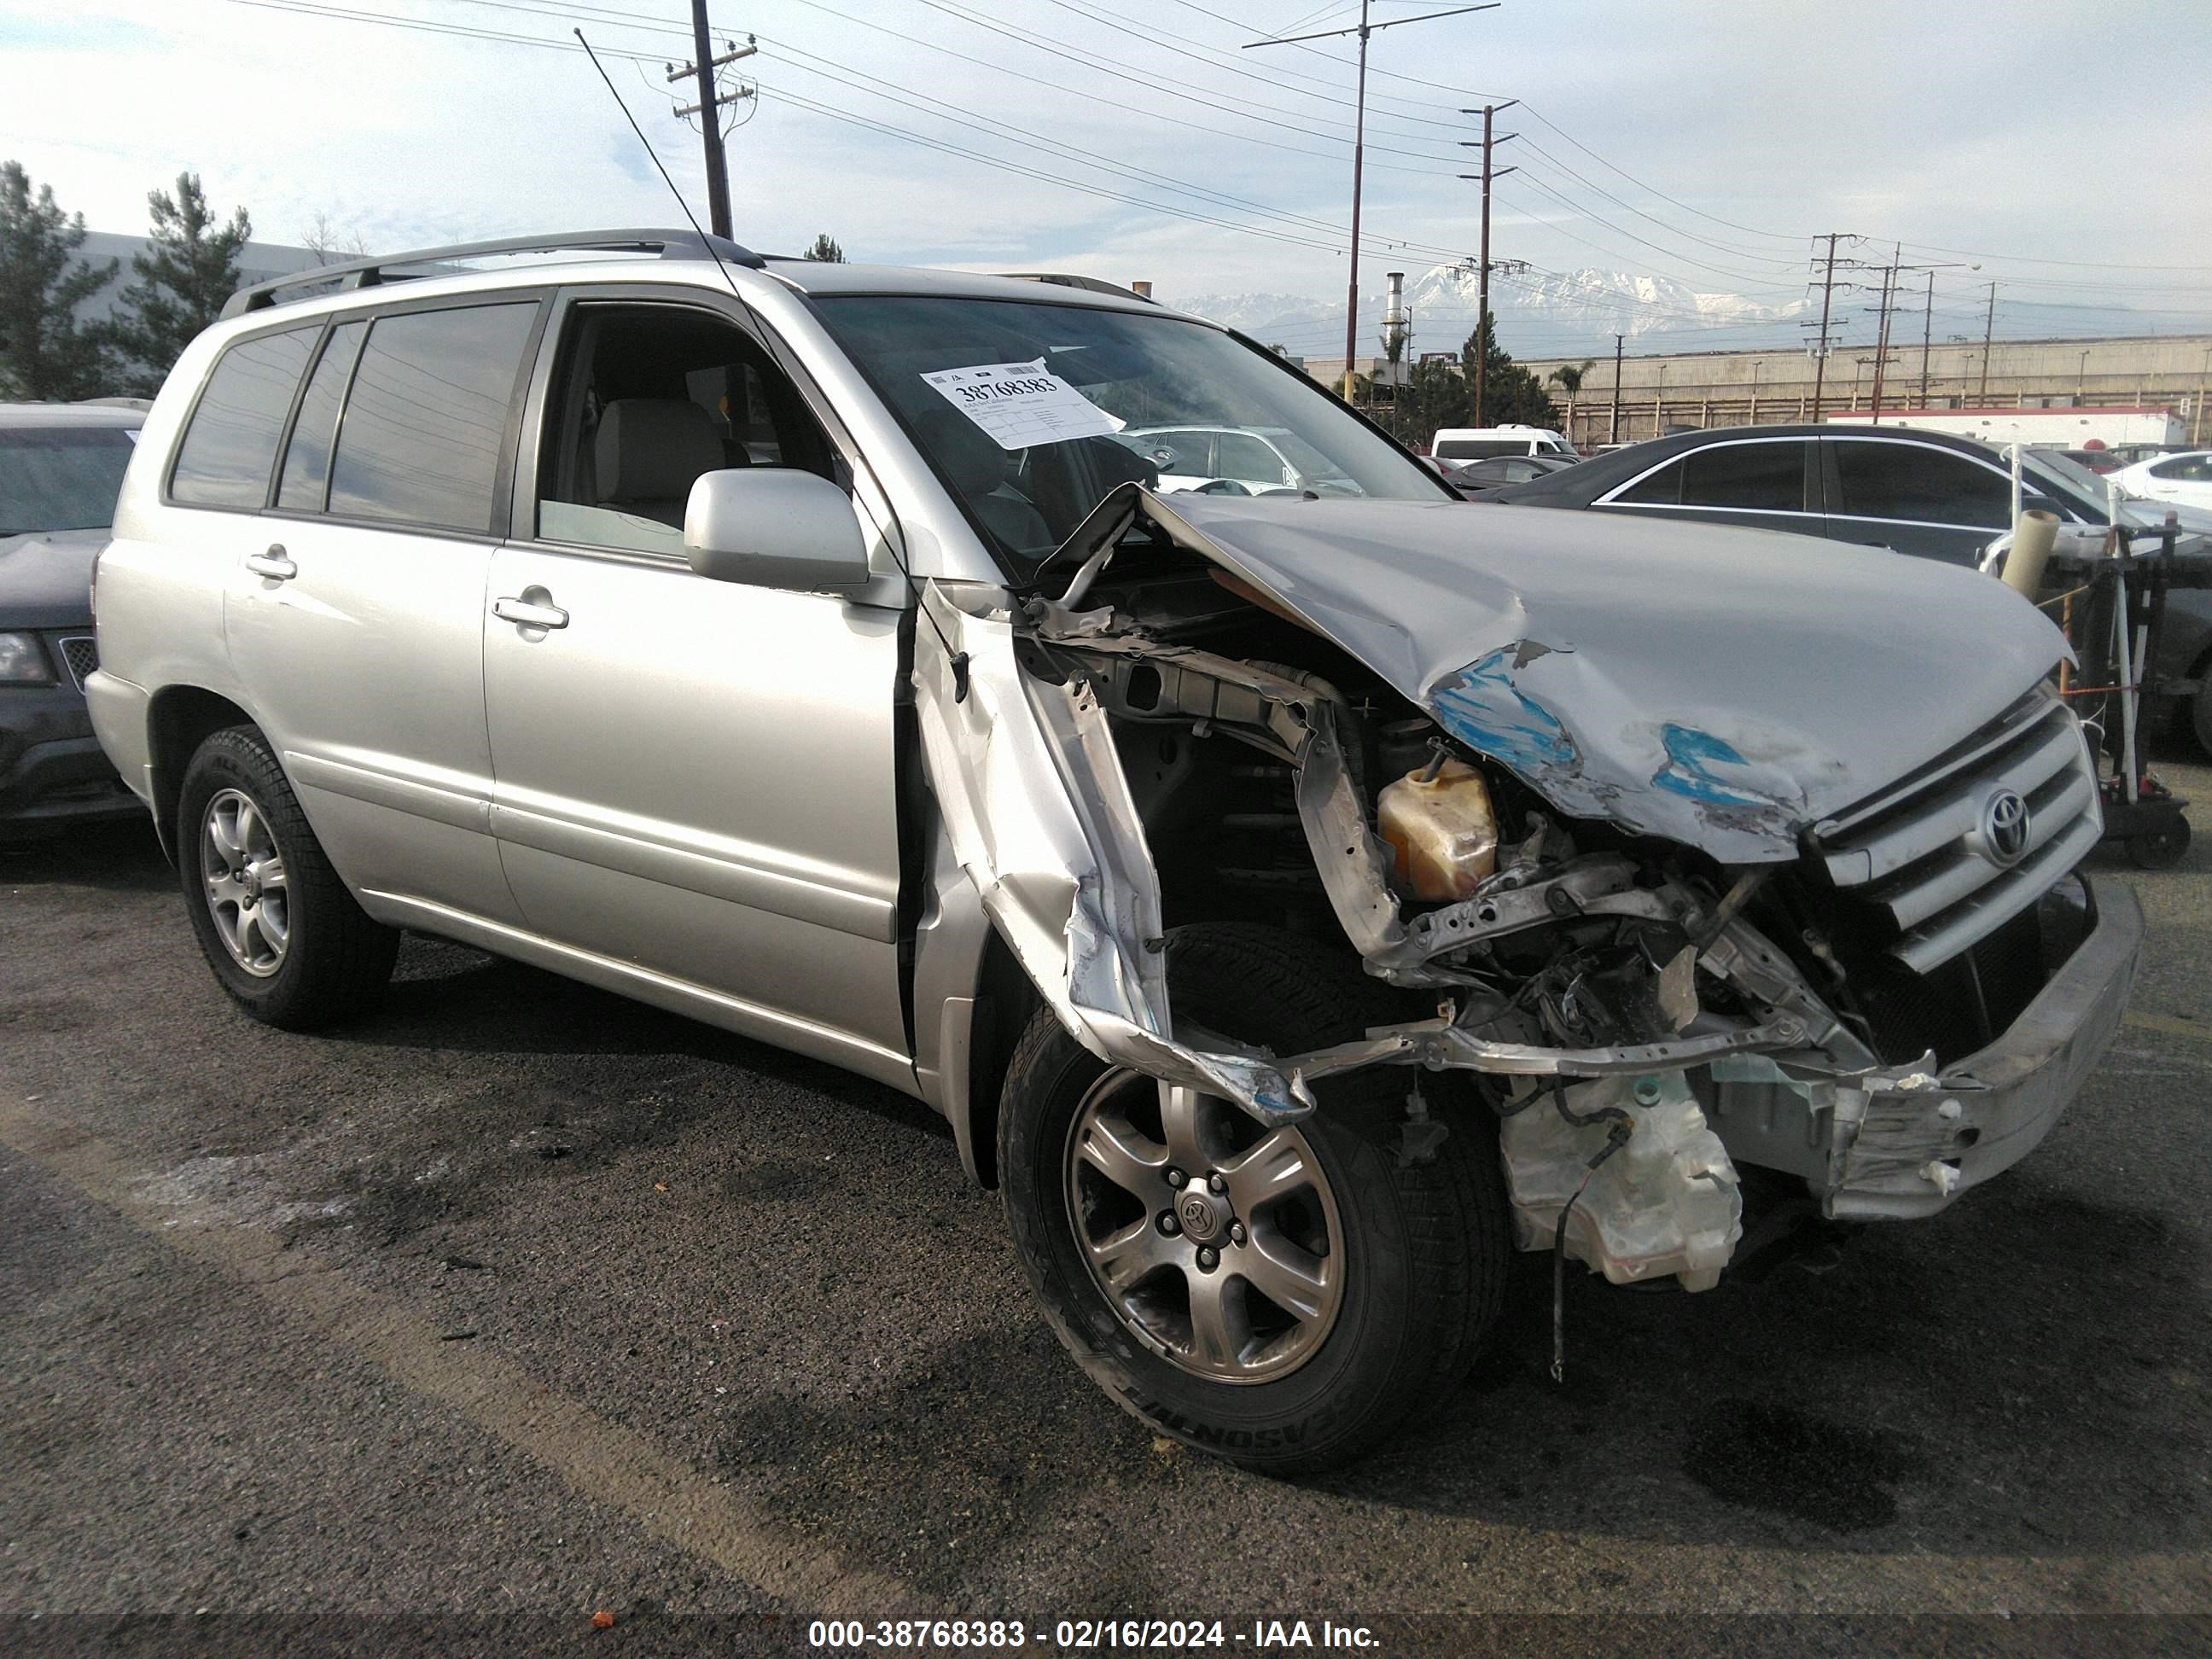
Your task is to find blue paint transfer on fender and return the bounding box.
[1654,725,1773,808]
[1429,648,1579,776]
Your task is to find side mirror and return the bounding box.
[684,469,870,591]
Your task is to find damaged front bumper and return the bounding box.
[1708,876,2144,1220]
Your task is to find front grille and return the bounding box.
[1810,688,2100,975]
[1851,905,2046,1064]
[57,635,98,691]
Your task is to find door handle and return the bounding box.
[493,593,569,631]
[244,544,297,580]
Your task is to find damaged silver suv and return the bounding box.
[89,230,2142,1471]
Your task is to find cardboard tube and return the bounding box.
[2003,508,2060,597]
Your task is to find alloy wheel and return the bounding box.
[1065,1070,1345,1384]
[201,787,290,978]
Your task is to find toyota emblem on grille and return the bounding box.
[1979,789,2032,867]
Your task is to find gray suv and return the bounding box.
[90,230,2141,1470]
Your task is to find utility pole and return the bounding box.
[2195,345,2209,446]
[1609,331,1624,445]
[667,3,757,240]
[1887,259,1976,407]
[1806,232,1854,424]
[1248,3,1496,403]
[1919,269,1936,405]
[1978,281,1999,402]
[1458,102,1518,428]
[1866,242,1900,424]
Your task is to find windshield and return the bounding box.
[0,425,136,534]
[2018,447,2110,505]
[810,294,1449,565]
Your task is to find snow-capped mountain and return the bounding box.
[1174,259,2201,357]
[1177,263,1808,355]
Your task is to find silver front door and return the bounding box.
[482,544,912,1086]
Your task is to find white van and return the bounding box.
[1430,423,1575,461]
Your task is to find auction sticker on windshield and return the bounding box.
[922,358,1126,450]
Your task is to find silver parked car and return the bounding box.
[90,230,2141,1471]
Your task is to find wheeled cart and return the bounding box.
[2043,525,2208,870]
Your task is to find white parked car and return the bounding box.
[2110,449,2212,512]
[1115,423,1354,496]
[1429,423,1576,461]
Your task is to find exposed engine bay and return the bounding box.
[914,486,2128,1297]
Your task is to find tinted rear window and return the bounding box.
[170,328,317,508]
[1678,441,1806,510]
[1833,440,2009,528]
[327,303,536,533]
[0,426,137,533]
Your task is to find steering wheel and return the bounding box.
[1193,478,1254,497]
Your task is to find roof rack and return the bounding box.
[218,228,766,320]
[998,273,1157,304]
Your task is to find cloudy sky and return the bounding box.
[6,0,2211,358]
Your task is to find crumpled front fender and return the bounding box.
[912,581,1313,1124]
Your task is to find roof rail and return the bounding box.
[218,228,767,320]
[998,273,1157,304]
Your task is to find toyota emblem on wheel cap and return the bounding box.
[1979,789,2032,867]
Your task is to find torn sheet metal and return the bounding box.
[912,580,1314,1124]
[1132,489,2069,864]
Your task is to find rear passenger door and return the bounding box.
[1818,436,2013,564]
[1594,437,1818,539]
[221,295,545,924]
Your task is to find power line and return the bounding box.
[237,0,1480,267]
[903,0,1472,165]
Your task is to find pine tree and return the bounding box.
[1460,311,1562,429]
[801,233,844,263]
[109,172,251,395]
[0,161,117,402]
[1388,356,1472,446]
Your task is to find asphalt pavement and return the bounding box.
[4,742,2210,1655]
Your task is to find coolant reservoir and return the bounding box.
[1499,1074,1743,1292]
[1377,759,1499,899]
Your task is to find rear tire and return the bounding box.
[998,923,1509,1473]
[176,725,399,1029]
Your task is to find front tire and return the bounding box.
[998,923,1509,1473]
[176,725,399,1030]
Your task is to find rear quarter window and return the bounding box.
[169,327,318,508]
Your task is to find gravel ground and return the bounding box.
[3,739,2209,1655]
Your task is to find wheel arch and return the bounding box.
[147,685,258,863]
[951,924,1043,1190]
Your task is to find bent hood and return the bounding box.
[1141,493,2069,864]
[0,528,106,628]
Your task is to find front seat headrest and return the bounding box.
[911,405,1016,498]
[595,399,728,505]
